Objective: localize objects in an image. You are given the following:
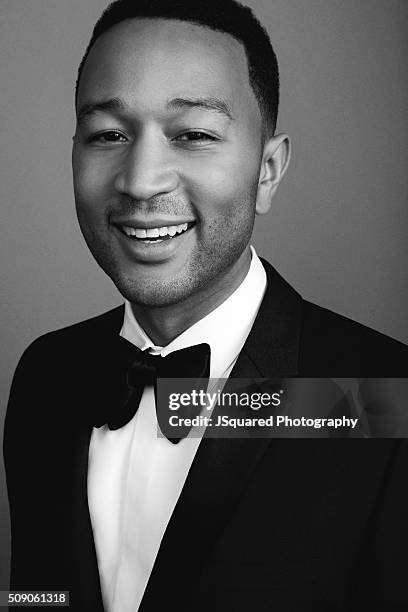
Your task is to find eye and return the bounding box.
[87,131,128,144]
[174,131,217,143]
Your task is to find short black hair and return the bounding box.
[76,0,280,134]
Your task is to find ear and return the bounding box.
[255,134,291,215]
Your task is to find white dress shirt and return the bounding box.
[87,246,267,612]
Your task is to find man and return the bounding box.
[4,0,408,610]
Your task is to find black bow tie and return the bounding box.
[95,336,211,443]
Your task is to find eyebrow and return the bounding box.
[76,95,234,123]
[76,98,127,123]
[167,97,234,120]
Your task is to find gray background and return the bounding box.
[1,0,407,588]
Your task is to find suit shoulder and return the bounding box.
[300,301,408,375]
[6,305,124,429]
[14,304,124,366]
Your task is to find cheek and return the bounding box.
[184,150,260,218]
[73,151,114,208]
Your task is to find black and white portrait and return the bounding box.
[1,1,408,609]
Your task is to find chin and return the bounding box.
[112,272,197,308]
[88,250,184,306]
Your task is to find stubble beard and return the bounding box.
[76,188,257,310]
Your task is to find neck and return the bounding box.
[131,249,251,346]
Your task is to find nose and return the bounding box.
[114,133,179,200]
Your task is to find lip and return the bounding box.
[112,217,196,230]
[112,221,195,263]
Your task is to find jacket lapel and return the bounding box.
[139,259,303,610]
[71,423,105,611]
[70,306,126,610]
[238,258,302,378]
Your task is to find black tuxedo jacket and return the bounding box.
[4,259,408,611]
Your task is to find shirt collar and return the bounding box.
[120,246,267,379]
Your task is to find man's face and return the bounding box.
[73,18,265,308]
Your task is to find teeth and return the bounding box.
[122,223,192,239]
[146,228,160,238]
[123,227,136,237]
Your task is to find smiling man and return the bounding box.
[72,10,287,344]
[4,1,408,611]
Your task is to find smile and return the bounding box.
[117,222,195,243]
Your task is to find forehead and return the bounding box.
[77,18,260,123]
